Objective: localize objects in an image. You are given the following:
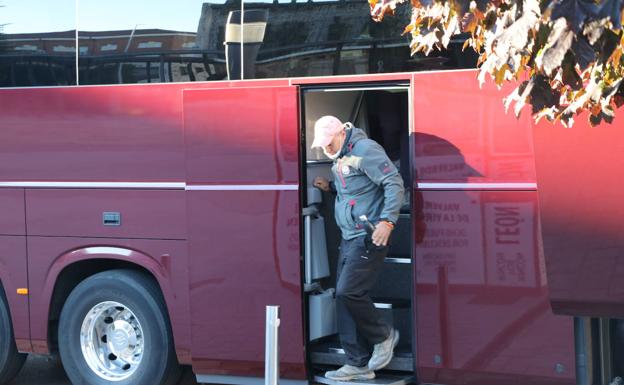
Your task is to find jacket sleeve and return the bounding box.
[329,180,337,194]
[359,141,405,224]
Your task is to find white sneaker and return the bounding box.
[368,329,399,371]
[325,365,375,381]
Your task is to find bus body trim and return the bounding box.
[417,182,537,190]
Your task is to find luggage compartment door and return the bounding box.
[183,86,305,379]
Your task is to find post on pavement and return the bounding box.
[265,305,280,385]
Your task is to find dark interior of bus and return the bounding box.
[301,85,414,384]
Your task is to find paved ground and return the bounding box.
[7,355,201,385]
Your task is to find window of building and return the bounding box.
[77,0,237,85]
[0,0,477,87]
[0,0,77,87]
[240,0,477,79]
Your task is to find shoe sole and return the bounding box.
[368,329,400,371]
[325,372,376,381]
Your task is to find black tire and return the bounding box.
[0,288,26,385]
[58,269,182,385]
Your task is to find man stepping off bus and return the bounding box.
[312,115,404,381]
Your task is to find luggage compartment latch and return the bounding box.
[102,212,121,226]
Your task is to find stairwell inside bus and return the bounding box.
[300,84,415,383]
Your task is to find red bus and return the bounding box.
[0,2,621,385]
[0,69,588,385]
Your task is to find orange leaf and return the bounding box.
[370,0,396,22]
[403,23,415,35]
[494,64,509,85]
[610,47,623,66]
[461,13,479,34]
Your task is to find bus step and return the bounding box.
[373,298,410,310]
[384,257,411,264]
[314,373,415,385]
[311,344,413,372]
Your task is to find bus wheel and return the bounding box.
[58,270,181,385]
[0,289,26,385]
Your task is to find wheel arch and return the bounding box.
[44,247,178,357]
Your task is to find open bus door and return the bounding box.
[299,83,416,385]
[182,85,307,384]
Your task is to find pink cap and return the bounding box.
[311,116,344,148]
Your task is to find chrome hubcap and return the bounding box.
[80,301,144,381]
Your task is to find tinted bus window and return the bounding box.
[0,0,77,87]
[77,0,240,85]
[238,0,478,79]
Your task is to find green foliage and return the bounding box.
[370,0,624,126]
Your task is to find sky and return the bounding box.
[1,0,325,34]
[1,0,220,34]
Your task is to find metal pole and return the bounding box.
[437,264,452,368]
[600,318,613,384]
[304,216,312,285]
[75,0,79,85]
[265,305,280,385]
[240,3,244,80]
[117,23,143,84]
[574,317,589,385]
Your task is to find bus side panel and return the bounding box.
[0,86,186,182]
[0,190,29,351]
[26,189,186,240]
[0,81,293,361]
[411,71,536,184]
[533,118,624,318]
[412,71,574,385]
[184,86,305,378]
[0,190,26,235]
[25,188,190,358]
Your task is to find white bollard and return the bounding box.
[265,306,280,385]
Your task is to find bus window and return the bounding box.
[77,0,240,85]
[241,0,478,79]
[0,0,76,87]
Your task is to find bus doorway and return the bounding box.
[300,84,415,385]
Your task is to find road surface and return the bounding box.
[8,355,201,385]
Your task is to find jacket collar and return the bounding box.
[336,126,353,159]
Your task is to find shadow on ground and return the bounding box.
[8,355,201,385]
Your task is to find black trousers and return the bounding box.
[336,235,391,367]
